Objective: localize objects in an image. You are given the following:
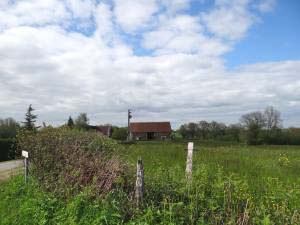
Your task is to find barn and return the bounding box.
[130,122,172,140]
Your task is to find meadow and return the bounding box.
[1,141,300,224]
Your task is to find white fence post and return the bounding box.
[135,158,144,208]
[185,142,193,183]
[22,150,29,183]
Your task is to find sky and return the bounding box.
[0,0,299,128]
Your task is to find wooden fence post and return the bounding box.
[135,158,144,208]
[185,142,194,183]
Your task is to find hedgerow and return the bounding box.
[16,127,133,198]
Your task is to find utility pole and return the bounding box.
[128,109,132,141]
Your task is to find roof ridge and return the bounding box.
[130,121,170,123]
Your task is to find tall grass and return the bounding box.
[1,142,300,224]
[121,142,300,224]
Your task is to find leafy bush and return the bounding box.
[111,127,128,140]
[0,138,16,162]
[16,127,133,198]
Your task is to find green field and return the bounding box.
[123,142,300,188]
[1,142,300,224]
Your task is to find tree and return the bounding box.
[0,117,19,138]
[67,116,74,128]
[75,113,89,130]
[209,121,226,139]
[179,123,198,139]
[198,120,210,139]
[187,122,198,139]
[240,111,265,145]
[179,124,189,139]
[264,106,281,131]
[22,104,38,131]
[226,124,242,142]
[262,106,282,144]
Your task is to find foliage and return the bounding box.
[1,142,300,224]
[16,127,133,198]
[264,106,282,131]
[0,118,19,139]
[0,118,19,161]
[278,155,290,167]
[67,116,74,128]
[179,121,239,142]
[122,142,300,224]
[0,176,132,225]
[0,138,16,162]
[240,106,283,145]
[286,128,300,145]
[22,104,38,131]
[240,111,265,145]
[170,130,183,140]
[111,127,128,141]
[176,106,297,145]
[74,113,89,130]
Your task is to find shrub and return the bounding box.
[16,127,133,198]
[111,127,128,140]
[278,155,290,167]
[0,138,16,162]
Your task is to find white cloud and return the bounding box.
[0,0,299,128]
[0,0,69,30]
[65,0,96,19]
[256,0,276,12]
[112,0,159,32]
[160,0,192,13]
[142,15,230,55]
[201,0,256,41]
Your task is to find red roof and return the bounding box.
[130,122,171,133]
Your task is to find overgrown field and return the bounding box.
[1,141,300,224]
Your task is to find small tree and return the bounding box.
[67,116,74,128]
[198,120,210,139]
[263,106,282,143]
[75,113,89,130]
[264,106,281,131]
[240,111,265,145]
[22,104,38,131]
[209,121,226,139]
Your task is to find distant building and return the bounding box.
[89,125,112,137]
[130,122,171,140]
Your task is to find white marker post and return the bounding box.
[185,142,194,184]
[22,151,29,183]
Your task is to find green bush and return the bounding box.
[16,127,133,198]
[0,138,16,162]
[111,127,128,141]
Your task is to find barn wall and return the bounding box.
[132,132,171,140]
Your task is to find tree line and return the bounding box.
[177,106,300,145]
[1,105,300,161]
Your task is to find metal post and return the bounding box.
[128,109,130,141]
[135,158,144,208]
[127,109,132,141]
